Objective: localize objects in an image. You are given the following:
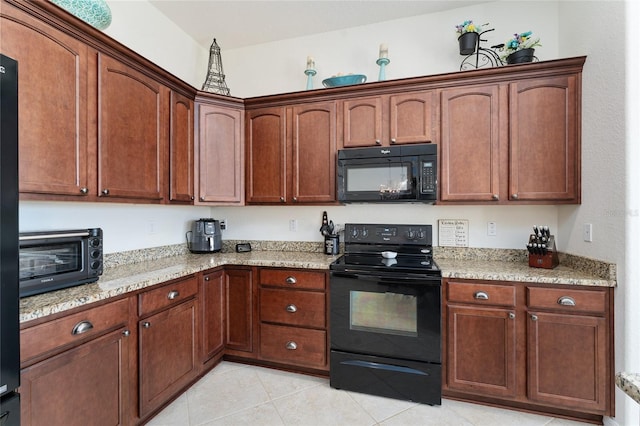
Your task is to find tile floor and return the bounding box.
[147,361,594,426]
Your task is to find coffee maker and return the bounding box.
[187,218,222,253]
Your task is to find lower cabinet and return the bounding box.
[201,269,225,367]
[443,279,613,421]
[19,298,132,426]
[258,268,328,371]
[224,267,255,354]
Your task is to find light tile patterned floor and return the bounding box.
[146,361,594,426]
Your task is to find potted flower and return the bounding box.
[455,20,488,55]
[501,31,542,64]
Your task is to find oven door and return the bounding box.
[337,157,418,202]
[330,270,441,363]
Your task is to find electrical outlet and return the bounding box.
[289,219,298,232]
[220,219,227,230]
[583,223,593,242]
[148,221,157,235]
[487,221,497,236]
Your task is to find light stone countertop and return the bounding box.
[19,248,615,324]
[616,372,640,405]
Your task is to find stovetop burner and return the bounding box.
[330,253,440,275]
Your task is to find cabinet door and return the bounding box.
[245,107,287,203]
[196,102,244,204]
[1,5,92,197]
[447,305,517,397]
[440,85,504,202]
[291,101,337,203]
[201,270,225,362]
[509,75,580,202]
[225,268,254,352]
[139,299,198,417]
[98,53,167,202]
[342,96,383,147]
[169,91,194,203]
[527,311,607,413]
[389,91,437,145]
[20,326,131,426]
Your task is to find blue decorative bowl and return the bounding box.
[322,74,367,88]
[50,0,112,30]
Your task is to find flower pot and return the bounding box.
[458,32,479,55]
[506,48,535,64]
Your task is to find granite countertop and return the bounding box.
[616,372,640,405]
[19,244,616,323]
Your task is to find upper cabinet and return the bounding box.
[245,101,337,204]
[341,91,437,148]
[195,96,245,205]
[169,91,195,203]
[97,53,167,202]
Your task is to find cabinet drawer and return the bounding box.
[139,275,198,316]
[527,287,606,314]
[447,281,516,307]
[259,269,326,290]
[21,298,129,364]
[260,323,327,369]
[260,288,325,328]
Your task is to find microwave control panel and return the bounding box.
[420,160,437,194]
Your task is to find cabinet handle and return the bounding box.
[474,291,489,300]
[122,330,131,337]
[285,341,298,350]
[557,296,576,306]
[492,194,499,201]
[509,312,515,319]
[286,304,297,313]
[390,138,397,144]
[285,276,297,285]
[71,320,94,335]
[167,290,180,300]
[375,139,381,145]
[511,193,519,199]
[80,187,88,195]
[142,322,151,328]
[101,188,110,196]
[531,314,538,321]
[204,276,210,281]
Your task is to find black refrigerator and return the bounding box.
[0,54,21,426]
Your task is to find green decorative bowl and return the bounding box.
[322,74,367,88]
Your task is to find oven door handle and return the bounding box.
[331,271,441,284]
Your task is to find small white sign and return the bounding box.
[438,219,469,247]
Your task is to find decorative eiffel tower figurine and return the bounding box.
[201,38,230,95]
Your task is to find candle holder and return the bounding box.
[304,68,317,90]
[376,57,390,81]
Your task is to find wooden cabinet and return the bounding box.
[258,268,328,371]
[195,96,245,204]
[443,279,613,420]
[1,3,93,198]
[440,74,581,204]
[341,91,437,147]
[138,276,199,418]
[169,90,195,203]
[97,53,168,202]
[224,267,255,353]
[246,101,337,204]
[19,298,132,425]
[201,269,225,366]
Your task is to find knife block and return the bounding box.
[528,235,559,269]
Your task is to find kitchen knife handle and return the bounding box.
[474,291,489,300]
[557,296,576,307]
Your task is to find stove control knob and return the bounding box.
[417,229,426,240]
[361,229,369,238]
[407,229,416,240]
[351,228,359,238]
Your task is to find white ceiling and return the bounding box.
[148,1,489,50]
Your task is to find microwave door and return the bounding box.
[343,161,415,201]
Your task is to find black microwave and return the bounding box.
[18,228,103,298]
[337,143,437,203]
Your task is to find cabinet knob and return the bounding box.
[292,197,298,202]
[375,139,381,145]
[280,197,285,203]
[122,330,131,337]
[80,187,89,194]
[474,291,489,300]
[142,322,151,328]
[101,188,110,196]
[530,314,538,321]
[285,276,297,285]
[167,290,180,300]
[390,138,396,144]
[492,194,499,201]
[200,197,205,201]
[204,276,210,281]
[509,312,516,319]
[285,341,298,350]
[286,304,298,313]
[512,193,519,200]
[191,196,195,201]
[557,296,576,306]
[71,320,94,335]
